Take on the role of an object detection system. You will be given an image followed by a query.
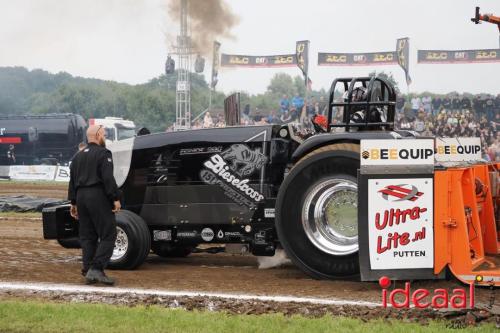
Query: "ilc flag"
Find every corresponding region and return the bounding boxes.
[296,40,310,86]
[396,38,412,85]
[307,77,312,91]
[211,41,221,89]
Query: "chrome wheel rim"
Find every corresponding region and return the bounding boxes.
[302,178,358,255]
[111,226,128,261]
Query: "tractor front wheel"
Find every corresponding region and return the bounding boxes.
[108,210,151,270]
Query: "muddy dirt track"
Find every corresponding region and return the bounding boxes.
[0,181,68,199]
[0,181,498,325]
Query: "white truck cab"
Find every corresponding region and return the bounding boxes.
[89,117,136,145]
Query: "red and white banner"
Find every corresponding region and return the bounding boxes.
[368,178,434,270]
[0,137,22,144]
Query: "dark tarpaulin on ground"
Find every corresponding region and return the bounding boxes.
[0,195,68,212]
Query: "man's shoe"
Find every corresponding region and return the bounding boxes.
[85,268,115,286]
[84,269,98,285]
[97,270,116,286]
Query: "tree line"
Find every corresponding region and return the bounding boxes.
[0,67,336,132]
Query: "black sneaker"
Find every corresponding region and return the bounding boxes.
[85,268,115,286]
[84,269,97,285]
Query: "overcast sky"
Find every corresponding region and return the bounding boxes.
[1,0,499,95]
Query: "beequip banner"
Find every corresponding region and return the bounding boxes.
[435,137,482,162]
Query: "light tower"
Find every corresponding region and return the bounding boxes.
[173,0,192,130]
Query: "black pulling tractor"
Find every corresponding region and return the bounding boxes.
[43,76,413,279]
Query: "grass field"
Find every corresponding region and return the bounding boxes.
[0,300,494,333]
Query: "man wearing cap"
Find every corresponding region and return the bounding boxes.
[68,125,120,285]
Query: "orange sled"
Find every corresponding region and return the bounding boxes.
[434,162,500,286]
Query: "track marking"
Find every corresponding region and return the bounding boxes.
[0,281,380,307]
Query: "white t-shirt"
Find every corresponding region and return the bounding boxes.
[414,120,425,132]
[422,96,432,107]
[411,97,421,110]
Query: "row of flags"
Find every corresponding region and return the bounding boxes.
[210,38,412,90]
[209,39,499,90]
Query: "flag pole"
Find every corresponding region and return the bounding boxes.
[209,87,213,112]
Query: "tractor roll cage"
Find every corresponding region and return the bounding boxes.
[326,76,396,132]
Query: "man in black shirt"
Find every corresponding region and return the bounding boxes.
[396,95,405,115]
[485,96,495,121]
[461,96,471,111]
[442,96,451,111]
[6,145,15,165]
[432,97,441,116]
[473,95,483,115]
[451,96,461,111]
[68,125,121,285]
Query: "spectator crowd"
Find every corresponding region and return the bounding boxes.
[395,94,499,161]
[179,92,499,161]
[187,94,330,129]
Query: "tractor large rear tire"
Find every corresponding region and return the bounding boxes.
[276,143,360,279]
[108,210,151,270]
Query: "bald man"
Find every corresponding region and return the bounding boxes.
[68,125,121,285]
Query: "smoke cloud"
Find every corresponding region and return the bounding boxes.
[167,0,238,55]
[257,249,291,269]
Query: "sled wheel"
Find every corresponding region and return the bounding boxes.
[276,143,360,279]
[108,210,151,270]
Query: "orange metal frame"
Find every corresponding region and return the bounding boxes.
[434,163,499,286]
[478,13,500,30]
[471,7,500,32]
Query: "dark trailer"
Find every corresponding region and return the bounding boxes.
[0,113,87,165]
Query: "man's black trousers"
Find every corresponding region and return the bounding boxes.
[76,187,117,271]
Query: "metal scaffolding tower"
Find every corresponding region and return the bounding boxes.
[173,0,192,130]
